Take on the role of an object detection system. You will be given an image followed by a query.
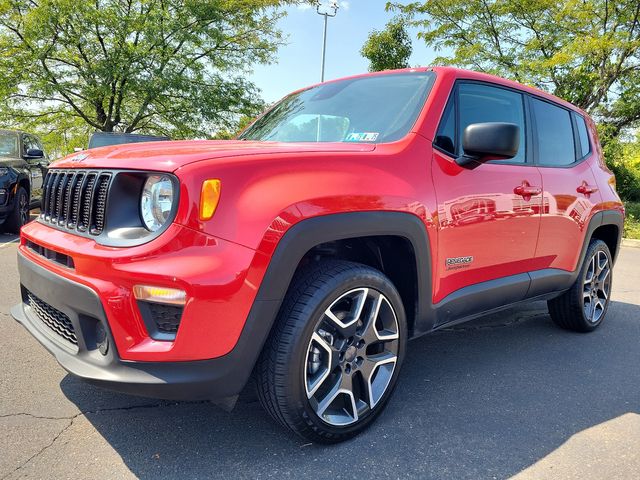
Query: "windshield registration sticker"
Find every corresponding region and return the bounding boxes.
[345,132,379,142]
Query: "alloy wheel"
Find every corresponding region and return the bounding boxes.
[304,288,399,426]
[583,250,611,323]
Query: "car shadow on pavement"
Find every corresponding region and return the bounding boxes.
[60,300,640,479]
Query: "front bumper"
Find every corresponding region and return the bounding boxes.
[11,254,251,400]
[11,252,268,401]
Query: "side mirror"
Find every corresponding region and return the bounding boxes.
[24,148,44,160]
[456,122,519,169]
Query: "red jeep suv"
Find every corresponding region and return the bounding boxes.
[12,67,624,443]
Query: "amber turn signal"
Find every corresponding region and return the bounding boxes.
[133,285,187,306]
[199,179,221,221]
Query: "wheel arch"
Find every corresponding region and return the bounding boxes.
[255,211,434,338]
[581,210,624,266]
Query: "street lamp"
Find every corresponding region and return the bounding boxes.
[316,0,339,82]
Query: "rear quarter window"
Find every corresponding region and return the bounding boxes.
[573,113,591,158]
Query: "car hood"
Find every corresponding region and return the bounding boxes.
[50,140,376,171]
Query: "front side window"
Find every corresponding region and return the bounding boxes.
[435,82,526,163]
[531,98,576,166]
[458,83,526,163]
[0,132,19,158]
[239,72,436,143]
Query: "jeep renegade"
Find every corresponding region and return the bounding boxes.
[11,67,625,443]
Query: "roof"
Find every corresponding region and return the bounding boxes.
[289,65,585,117]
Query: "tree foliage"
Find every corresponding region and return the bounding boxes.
[389,0,640,138]
[361,18,412,72]
[0,0,297,150]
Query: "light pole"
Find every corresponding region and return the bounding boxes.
[316,1,339,82]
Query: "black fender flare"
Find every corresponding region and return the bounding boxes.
[220,211,434,398]
[578,210,624,266]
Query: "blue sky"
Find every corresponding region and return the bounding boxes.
[249,1,441,103]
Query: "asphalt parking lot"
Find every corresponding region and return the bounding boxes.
[1,231,639,480]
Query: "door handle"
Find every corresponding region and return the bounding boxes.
[514,182,542,200]
[577,183,598,195]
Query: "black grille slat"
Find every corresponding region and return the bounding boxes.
[68,173,84,227]
[63,173,76,225]
[91,175,111,234]
[47,172,60,219]
[79,174,96,231]
[56,173,72,224]
[42,172,54,216]
[26,290,78,346]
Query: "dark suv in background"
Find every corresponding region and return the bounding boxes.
[0,130,49,233]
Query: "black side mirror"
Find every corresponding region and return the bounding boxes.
[24,148,44,160]
[456,122,519,169]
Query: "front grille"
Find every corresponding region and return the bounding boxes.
[41,170,112,235]
[25,290,78,346]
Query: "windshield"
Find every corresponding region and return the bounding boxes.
[239,72,436,143]
[0,132,18,157]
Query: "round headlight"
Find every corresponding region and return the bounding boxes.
[140,175,174,232]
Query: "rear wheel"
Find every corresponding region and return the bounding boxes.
[548,239,612,332]
[4,186,29,234]
[256,260,407,443]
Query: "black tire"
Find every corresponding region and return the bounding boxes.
[548,239,613,332]
[4,186,30,234]
[256,260,407,443]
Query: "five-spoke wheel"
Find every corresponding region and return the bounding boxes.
[305,288,399,426]
[257,260,406,443]
[549,239,613,332]
[582,250,611,324]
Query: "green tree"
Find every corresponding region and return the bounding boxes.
[0,0,299,150]
[389,0,640,139]
[361,18,413,72]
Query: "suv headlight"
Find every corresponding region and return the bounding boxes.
[141,174,174,231]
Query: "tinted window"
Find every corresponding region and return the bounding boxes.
[434,100,455,155]
[532,98,575,166]
[240,72,436,143]
[574,113,591,157]
[457,83,526,163]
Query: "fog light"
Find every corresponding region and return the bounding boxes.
[96,322,109,356]
[133,285,187,306]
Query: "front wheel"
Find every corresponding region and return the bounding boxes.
[548,239,613,332]
[256,260,407,443]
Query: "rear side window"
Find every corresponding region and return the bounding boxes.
[574,113,591,158]
[531,98,575,166]
[435,82,526,163]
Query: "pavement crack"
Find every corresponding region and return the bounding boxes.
[1,417,73,480]
[0,400,211,423]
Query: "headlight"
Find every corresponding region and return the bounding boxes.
[140,175,174,231]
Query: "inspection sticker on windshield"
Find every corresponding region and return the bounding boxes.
[345,132,379,142]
